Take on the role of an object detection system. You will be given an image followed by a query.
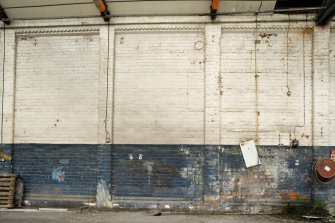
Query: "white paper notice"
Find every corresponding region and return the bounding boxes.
[240,140,261,168]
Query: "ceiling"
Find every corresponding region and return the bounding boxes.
[0,0,326,20]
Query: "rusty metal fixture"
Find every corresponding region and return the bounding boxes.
[210,0,219,20]
[93,0,110,22]
[313,158,335,184]
[292,139,299,148]
[94,0,106,13]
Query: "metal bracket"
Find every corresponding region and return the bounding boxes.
[94,0,110,22]
[316,0,335,25]
[210,0,219,20]
[0,5,10,25]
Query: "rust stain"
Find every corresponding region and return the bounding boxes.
[303,27,313,35]
[259,33,277,39]
[288,192,298,201]
[204,195,220,203]
[301,133,310,139]
[232,191,239,198]
[278,192,309,201]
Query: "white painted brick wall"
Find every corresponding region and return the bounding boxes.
[97,26,114,144]
[221,32,258,144]
[113,31,205,144]
[205,25,221,145]
[14,33,100,144]
[329,29,335,145]
[221,29,313,145]
[0,16,332,146]
[0,30,16,144]
[313,26,330,146]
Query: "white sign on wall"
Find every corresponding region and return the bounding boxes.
[240,140,261,168]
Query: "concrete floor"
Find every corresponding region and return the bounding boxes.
[0,210,313,223]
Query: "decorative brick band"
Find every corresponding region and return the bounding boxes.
[221,24,313,31]
[15,28,100,36]
[115,25,204,32]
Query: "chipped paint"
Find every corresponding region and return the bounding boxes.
[331,150,335,161]
[96,179,113,208]
[83,202,96,207]
[180,146,189,155]
[0,152,12,161]
[52,167,65,183]
[144,161,154,186]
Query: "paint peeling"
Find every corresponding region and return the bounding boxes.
[110,145,319,213]
[96,179,113,208]
[331,150,335,161]
[52,167,65,183]
[180,167,188,179]
[180,146,189,155]
[24,200,31,206]
[144,161,154,186]
[83,202,96,207]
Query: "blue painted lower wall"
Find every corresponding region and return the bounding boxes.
[313,146,335,211]
[0,144,333,213]
[112,145,203,200]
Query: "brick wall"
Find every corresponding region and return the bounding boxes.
[0,16,328,147]
[111,21,315,147]
[14,32,100,144]
[329,29,335,145]
[204,145,313,213]
[0,15,333,213]
[13,144,98,200]
[113,30,205,144]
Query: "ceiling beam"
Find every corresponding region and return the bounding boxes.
[0,5,10,25]
[316,0,335,25]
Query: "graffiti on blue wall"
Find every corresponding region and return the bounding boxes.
[52,167,65,183]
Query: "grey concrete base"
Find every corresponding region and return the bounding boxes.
[0,210,324,223]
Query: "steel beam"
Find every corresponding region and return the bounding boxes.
[317,0,335,25]
[0,5,10,25]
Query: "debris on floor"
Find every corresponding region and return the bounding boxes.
[147,209,162,216]
[38,208,68,212]
[302,215,325,220]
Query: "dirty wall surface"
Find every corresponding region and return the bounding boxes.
[0,14,334,214]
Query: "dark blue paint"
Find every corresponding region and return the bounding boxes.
[112,145,202,199]
[0,143,333,212]
[203,145,314,210]
[12,144,99,196]
[97,144,112,192]
[0,144,14,173]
